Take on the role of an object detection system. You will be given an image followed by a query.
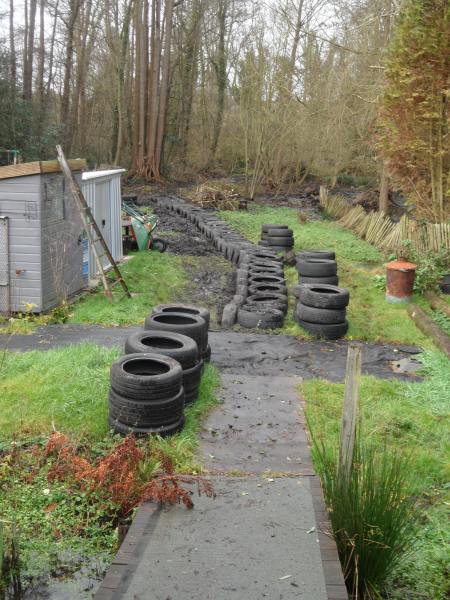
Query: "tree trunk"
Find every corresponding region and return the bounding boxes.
[177,0,202,165]
[9,0,16,90]
[379,162,389,213]
[24,0,37,100]
[288,0,304,92]
[130,0,142,173]
[113,0,133,164]
[36,0,45,108]
[9,0,16,143]
[61,0,81,150]
[46,0,59,94]
[153,0,174,178]
[145,0,161,175]
[209,0,227,163]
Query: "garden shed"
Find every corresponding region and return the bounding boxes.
[0,161,125,314]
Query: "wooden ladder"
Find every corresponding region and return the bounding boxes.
[56,145,131,301]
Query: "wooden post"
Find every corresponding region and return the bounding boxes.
[339,343,362,477]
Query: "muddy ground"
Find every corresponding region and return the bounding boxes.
[137,195,235,326]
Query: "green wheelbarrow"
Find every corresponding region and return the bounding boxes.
[122,200,168,252]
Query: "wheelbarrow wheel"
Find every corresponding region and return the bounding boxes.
[150,238,168,253]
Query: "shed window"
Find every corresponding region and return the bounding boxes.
[45,178,66,221]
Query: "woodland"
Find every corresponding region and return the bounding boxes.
[0,0,449,221]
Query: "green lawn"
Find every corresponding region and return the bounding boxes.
[302,350,450,599]
[0,344,219,456]
[219,206,431,346]
[69,251,187,326]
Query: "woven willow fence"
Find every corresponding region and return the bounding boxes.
[319,187,450,253]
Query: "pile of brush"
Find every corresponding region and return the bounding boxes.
[192,182,241,210]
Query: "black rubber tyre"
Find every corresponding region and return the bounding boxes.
[110,353,183,401]
[248,274,285,286]
[297,250,335,261]
[150,238,168,253]
[298,284,350,309]
[297,259,337,277]
[248,265,284,276]
[295,303,346,324]
[248,251,282,262]
[151,303,210,329]
[124,331,198,369]
[258,240,269,246]
[144,312,208,352]
[267,228,293,237]
[109,387,184,427]
[269,246,291,253]
[185,387,200,404]
[249,259,282,269]
[109,414,185,437]
[266,236,294,247]
[183,360,202,394]
[203,343,212,363]
[245,293,288,313]
[298,275,339,286]
[261,224,289,233]
[292,284,303,298]
[237,307,284,329]
[296,319,348,340]
[248,283,288,295]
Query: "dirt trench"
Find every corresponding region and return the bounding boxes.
[134,195,235,327]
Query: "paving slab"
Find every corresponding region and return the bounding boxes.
[116,477,328,600]
[199,374,314,474]
[2,325,422,381]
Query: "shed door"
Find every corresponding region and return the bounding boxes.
[0,217,10,314]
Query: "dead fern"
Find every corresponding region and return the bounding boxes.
[45,432,214,516]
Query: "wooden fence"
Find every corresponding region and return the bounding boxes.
[319,187,450,253]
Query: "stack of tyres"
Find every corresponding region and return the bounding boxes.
[124,331,201,405]
[260,224,294,253]
[296,250,338,286]
[294,284,350,340]
[236,249,287,329]
[150,303,211,362]
[108,353,185,436]
[144,306,209,403]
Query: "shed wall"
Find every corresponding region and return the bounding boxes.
[0,175,42,311]
[40,172,84,311]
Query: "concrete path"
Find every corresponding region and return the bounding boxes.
[94,368,347,600]
[2,325,422,382]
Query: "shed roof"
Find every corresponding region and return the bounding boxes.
[82,169,125,181]
[0,159,86,180]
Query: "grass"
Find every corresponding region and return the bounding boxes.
[0,343,220,592]
[219,206,431,346]
[68,251,187,326]
[302,350,450,599]
[0,344,220,459]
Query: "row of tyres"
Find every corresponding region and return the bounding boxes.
[156,197,291,329]
[108,303,210,437]
[293,250,350,340]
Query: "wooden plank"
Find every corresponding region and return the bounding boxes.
[339,344,362,478]
[0,158,86,180]
[40,158,86,173]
